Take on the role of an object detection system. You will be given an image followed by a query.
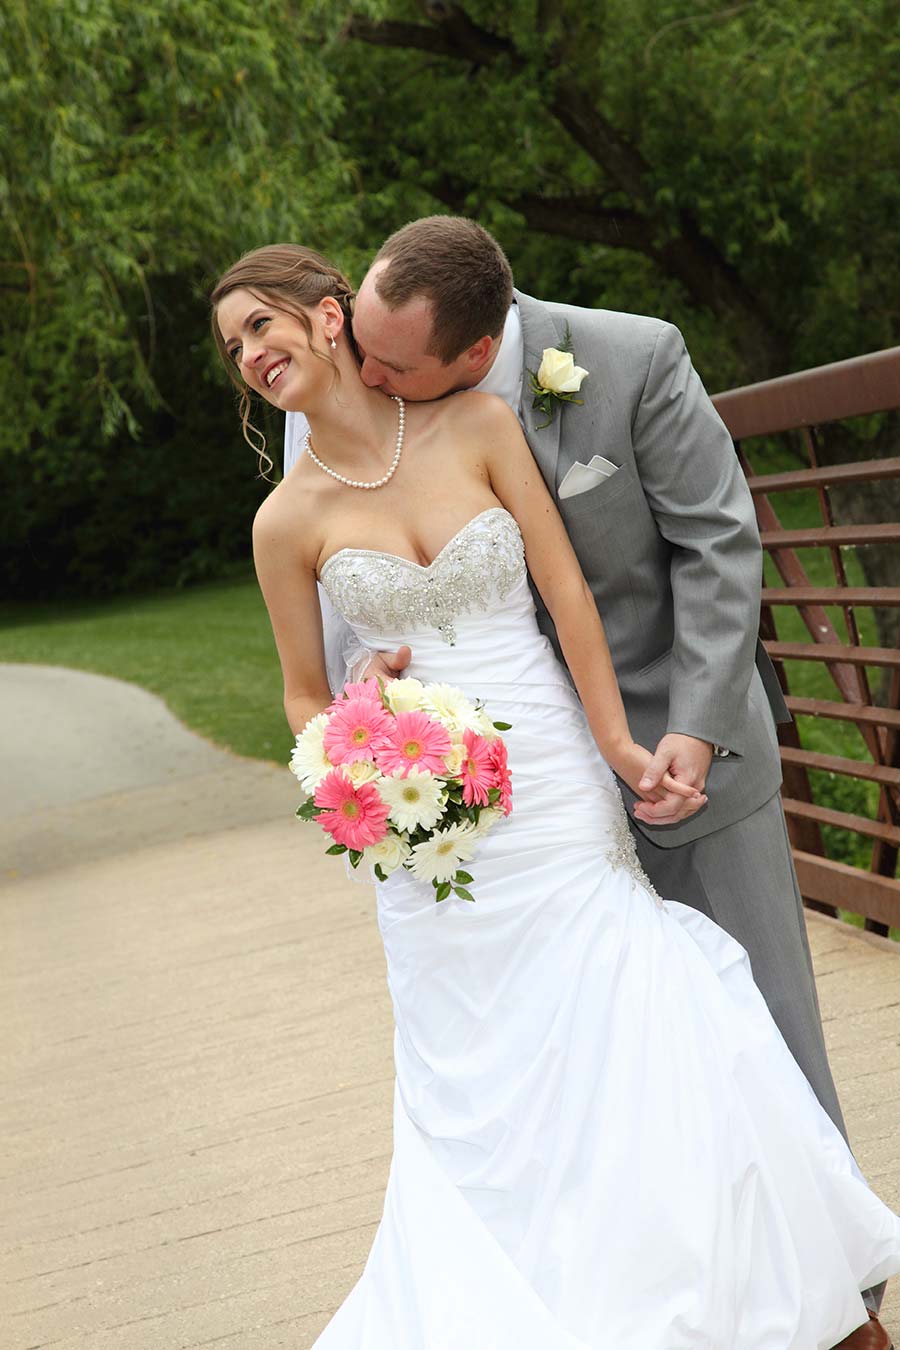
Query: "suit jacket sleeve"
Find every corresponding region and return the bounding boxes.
[630,324,762,756]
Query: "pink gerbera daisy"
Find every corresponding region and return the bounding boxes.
[323,697,394,766]
[341,678,384,703]
[459,728,497,808]
[488,737,513,816]
[325,678,384,716]
[313,769,390,850]
[376,710,452,777]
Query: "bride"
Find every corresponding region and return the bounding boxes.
[211,245,900,1349]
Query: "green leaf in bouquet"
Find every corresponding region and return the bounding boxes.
[488,787,501,804]
[493,721,512,731]
[374,863,387,882]
[453,870,473,885]
[296,799,319,821]
[453,886,475,903]
[348,849,363,868]
[326,842,348,855]
[435,882,452,902]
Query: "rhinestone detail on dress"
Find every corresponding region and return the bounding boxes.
[319,508,524,646]
[604,808,665,909]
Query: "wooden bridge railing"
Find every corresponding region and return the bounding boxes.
[711,347,900,936]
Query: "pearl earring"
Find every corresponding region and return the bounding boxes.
[330,336,337,351]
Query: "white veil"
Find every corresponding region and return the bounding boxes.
[283,411,357,694]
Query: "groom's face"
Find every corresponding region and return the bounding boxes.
[353,264,481,401]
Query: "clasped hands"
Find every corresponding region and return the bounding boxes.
[357,649,710,827]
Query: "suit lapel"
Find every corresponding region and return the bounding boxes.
[515,290,563,493]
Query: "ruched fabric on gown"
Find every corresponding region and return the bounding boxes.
[312,508,900,1349]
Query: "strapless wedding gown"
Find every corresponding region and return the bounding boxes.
[312,507,900,1349]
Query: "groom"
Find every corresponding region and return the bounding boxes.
[284,216,887,1342]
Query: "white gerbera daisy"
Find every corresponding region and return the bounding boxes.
[363,832,411,877]
[384,677,427,714]
[289,712,332,792]
[379,767,446,832]
[421,682,481,735]
[409,821,478,884]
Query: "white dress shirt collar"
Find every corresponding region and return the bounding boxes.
[473,302,524,420]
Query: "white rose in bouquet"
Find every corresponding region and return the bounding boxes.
[384,677,427,714]
[363,832,412,877]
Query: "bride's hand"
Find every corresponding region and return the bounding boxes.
[613,742,707,822]
[354,645,412,685]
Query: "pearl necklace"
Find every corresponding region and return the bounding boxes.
[303,396,405,490]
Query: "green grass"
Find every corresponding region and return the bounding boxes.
[0,570,290,764]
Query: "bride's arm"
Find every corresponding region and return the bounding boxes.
[471,395,704,806]
[252,489,333,737]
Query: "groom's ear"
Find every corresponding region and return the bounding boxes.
[463,335,495,374]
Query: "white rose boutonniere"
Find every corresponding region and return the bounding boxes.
[528,324,589,429]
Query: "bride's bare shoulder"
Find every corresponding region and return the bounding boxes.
[436,389,521,437]
[252,472,322,570]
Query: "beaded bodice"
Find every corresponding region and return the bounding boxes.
[319,507,525,646]
[319,504,663,909]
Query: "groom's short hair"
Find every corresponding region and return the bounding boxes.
[370,216,513,364]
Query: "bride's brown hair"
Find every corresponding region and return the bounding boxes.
[210,244,356,478]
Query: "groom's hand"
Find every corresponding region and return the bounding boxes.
[633,734,714,826]
[359,645,412,684]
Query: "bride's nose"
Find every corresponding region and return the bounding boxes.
[241,342,267,377]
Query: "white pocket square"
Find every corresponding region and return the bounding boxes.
[558,455,620,500]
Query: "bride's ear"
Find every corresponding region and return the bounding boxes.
[319,296,346,349]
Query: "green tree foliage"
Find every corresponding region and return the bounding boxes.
[0,0,351,595]
[1,0,898,598]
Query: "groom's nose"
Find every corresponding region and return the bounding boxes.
[359,356,387,389]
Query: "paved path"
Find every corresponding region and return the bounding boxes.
[0,666,296,881]
[1,664,898,1347]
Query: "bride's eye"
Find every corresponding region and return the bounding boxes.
[227,344,242,363]
[252,316,271,332]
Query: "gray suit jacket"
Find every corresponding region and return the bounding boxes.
[514,289,789,847]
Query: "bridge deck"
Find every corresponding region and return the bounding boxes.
[1,667,897,1347]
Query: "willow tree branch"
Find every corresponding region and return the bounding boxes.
[345,8,654,204]
[428,176,654,248]
[343,11,505,62]
[345,5,786,371]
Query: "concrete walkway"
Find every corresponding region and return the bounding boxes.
[1,664,898,1347]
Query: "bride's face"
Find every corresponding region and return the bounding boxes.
[216,287,339,412]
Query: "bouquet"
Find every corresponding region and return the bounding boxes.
[290,678,512,903]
